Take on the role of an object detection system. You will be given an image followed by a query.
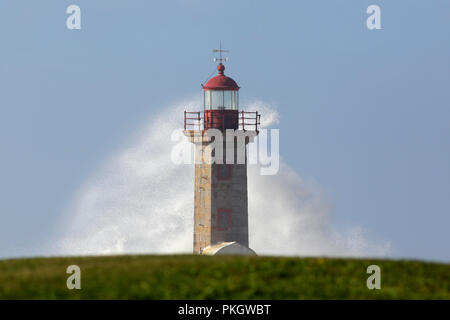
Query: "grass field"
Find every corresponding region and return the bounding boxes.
[0,255,448,299]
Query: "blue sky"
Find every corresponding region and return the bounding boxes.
[0,0,449,261]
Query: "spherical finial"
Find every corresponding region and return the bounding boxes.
[217,63,225,74]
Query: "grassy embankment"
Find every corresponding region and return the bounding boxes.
[0,255,448,299]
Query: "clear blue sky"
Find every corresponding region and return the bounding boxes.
[0,0,449,261]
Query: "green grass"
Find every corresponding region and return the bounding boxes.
[0,255,448,299]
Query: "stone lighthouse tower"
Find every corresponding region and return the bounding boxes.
[184,50,260,255]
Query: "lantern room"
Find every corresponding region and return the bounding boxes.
[203,63,239,110]
[202,63,240,130]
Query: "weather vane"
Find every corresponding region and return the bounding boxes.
[212,41,229,63]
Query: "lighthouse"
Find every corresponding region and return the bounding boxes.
[184,48,260,255]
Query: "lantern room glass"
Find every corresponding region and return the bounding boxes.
[204,90,238,110]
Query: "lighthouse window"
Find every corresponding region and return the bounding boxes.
[211,90,224,109]
[205,90,239,110]
[227,91,238,110]
[231,91,236,109]
[224,91,232,109]
[204,90,211,109]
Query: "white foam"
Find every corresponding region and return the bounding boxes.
[51,97,391,257]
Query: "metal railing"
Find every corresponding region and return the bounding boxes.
[184,111,204,131]
[184,110,260,132]
[239,111,260,132]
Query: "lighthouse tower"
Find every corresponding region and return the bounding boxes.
[184,50,260,255]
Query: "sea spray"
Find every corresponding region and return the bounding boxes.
[51,98,391,257]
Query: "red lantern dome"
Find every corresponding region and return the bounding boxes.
[203,63,240,91]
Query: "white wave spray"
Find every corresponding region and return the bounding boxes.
[51,98,391,257]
